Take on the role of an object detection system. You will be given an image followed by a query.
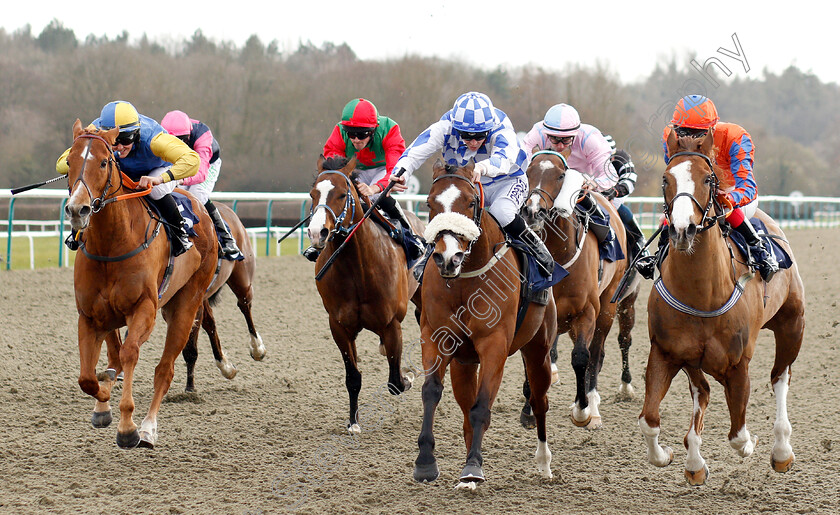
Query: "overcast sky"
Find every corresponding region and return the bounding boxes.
[3,1,833,85]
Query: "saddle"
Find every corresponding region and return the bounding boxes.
[506,239,568,334]
[727,218,793,270]
[573,205,625,262]
[360,200,425,267]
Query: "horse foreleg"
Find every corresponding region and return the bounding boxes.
[458,340,507,487]
[91,330,123,428]
[118,302,157,449]
[329,317,362,433]
[569,308,596,427]
[521,337,554,480]
[380,320,410,394]
[450,360,479,450]
[767,303,803,473]
[616,291,639,399]
[414,349,449,483]
[230,271,265,361]
[639,342,680,468]
[723,359,757,459]
[201,301,237,380]
[182,308,202,392]
[683,367,711,486]
[139,296,202,448]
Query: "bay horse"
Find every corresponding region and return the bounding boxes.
[307,156,424,433]
[182,202,266,391]
[413,162,557,487]
[64,120,218,449]
[640,131,804,485]
[521,151,639,430]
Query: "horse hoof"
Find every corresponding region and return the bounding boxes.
[347,423,361,434]
[116,430,140,449]
[138,430,156,449]
[216,360,238,380]
[455,481,478,491]
[550,363,560,385]
[520,410,537,430]
[413,461,440,483]
[570,412,591,428]
[772,452,795,473]
[617,382,635,400]
[249,335,266,361]
[91,411,112,428]
[586,416,603,430]
[184,384,195,393]
[684,464,709,486]
[459,464,485,484]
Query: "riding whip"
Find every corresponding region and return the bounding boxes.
[11,175,67,195]
[315,168,407,281]
[277,214,312,244]
[609,224,664,304]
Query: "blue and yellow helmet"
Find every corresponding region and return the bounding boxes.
[99,101,140,133]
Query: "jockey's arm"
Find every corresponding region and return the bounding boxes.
[584,132,618,192]
[391,120,448,189]
[377,123,407,192]
[724,134,757,208]
[149,133,200,184]
[56,147,71,175]
[322,125,347,160]
[179,131,214,187]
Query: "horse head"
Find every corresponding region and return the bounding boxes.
[523,151,586,230]
[424,160,482,278]
[64,119,120,233]
[306,155,359,250]
[663,129,719,251]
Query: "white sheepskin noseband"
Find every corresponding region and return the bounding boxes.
[424,212,481,242]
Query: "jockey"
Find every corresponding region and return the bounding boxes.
[160,109,242,260]
[56,100,198,256]
[521,103,648,261]
[636,94,779,282]
[303,98,425,262]
[390,91,555,277]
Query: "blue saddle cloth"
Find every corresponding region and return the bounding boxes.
[583,209,625,262]
[396,224,423,269]
[729,218,793,270]
[509,238,569,292]
[146,192,199,237]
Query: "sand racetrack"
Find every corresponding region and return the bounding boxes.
[1,228,838,514]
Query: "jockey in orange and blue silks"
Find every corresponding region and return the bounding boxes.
[161,110,241,259]
[521,103,647,260]
[56,101,199,256]
[390,91,556,276]
[635,94,778,282]
[303,98,424,263]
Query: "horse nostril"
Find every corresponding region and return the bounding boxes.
[432,253,444,267]
[452,252,464,267]
[319,228,329,240]
[668,224,678,240]
[686,224,697,238]
[80,205,91,218]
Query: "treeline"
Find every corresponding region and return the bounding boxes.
[2,20,838,197]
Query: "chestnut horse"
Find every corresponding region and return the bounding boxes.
[64,120,218,448]
[307,156,424,433]
[640,132,804,485]
[413,162,557,487]
[521,151,639,430]
[182,202,266,391]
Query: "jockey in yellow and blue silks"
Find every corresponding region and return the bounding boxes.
[57,101,199,256]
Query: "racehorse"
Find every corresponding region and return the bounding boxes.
[521,151,639,430]
[307,156,424,432]
[64,120,218,449]
[639,131,805,485]
[413,162,557,487]
[181,202,266,391]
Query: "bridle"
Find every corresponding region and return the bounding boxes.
[310,170,358,241]
[526,150,569,215]
[663,151,726,233]
[71,133,120,213]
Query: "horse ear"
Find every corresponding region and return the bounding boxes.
[432,159,446,178]
[699,130,714,156]
[72,119,84,138]
[464,160,475,178]
[343,157,357,173]
[666,127,679,159]
[531,145,540,155]
[102,127,119,145]
[317,154,326,171]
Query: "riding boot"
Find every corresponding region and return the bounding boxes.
[378,194,426,261]
[734,219,779,282]
[623,213,649,261]
[205,201,242,259]
[635,227,669,280]
[576,192,614,243]
[302,246,321,262]
[150,194,193,257]
[504,214,555,275]
[412,243,435,282]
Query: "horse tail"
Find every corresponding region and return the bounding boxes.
[208,287,225,307]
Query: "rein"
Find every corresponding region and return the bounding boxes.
[310,170,358,242]
[663,151,726,233]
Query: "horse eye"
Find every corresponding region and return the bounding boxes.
[338,193,346,200]
[704,175,712,184]
[558,173,565,181]
[100,159,108,168]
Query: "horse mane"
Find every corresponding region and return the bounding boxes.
[323,156,349,171]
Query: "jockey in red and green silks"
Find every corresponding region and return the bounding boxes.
[303,98,424,263]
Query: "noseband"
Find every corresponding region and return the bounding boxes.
[527,151,570,214]
[663,151,725,233]
[430,172,484,235]
[311,170,357,240]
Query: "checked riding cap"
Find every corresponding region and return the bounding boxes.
[671,95,719,129]
[160,110,193,136]
[542,103,580,137]
[451,92,497,133]
[99,100,140,133]
[340,98,379,128]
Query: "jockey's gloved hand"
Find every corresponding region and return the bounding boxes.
[614,183,629,198]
